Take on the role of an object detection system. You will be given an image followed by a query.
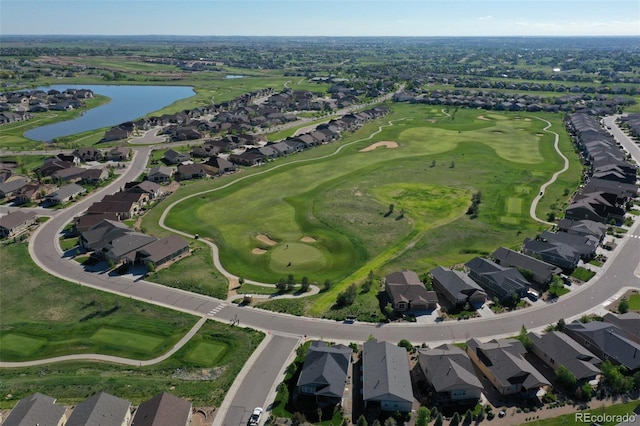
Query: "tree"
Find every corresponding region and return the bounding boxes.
[372,421,381,426]
[336,284,357,307]
[238,276,245,286]
[556,318,566,332]
[384,302,394,317]
[618,297,629,314]
[450,160,455,168]
[450,412,460,426]
[300,276,310,293]
[555,365,577,390]
[434,413,443,426]
[383,417,397,426]
[276,278,287,293]
[357,415,368,426]
[463,409,473,425]
[415,407,431,426]
[517,324,532,349]
[398,339,413,352]
[577,382,593,401]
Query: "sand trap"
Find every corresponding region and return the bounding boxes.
[301,236,316,243]
[359,141,398,152]
[536,133,545,137]
[252,248,267,255]
[477,115,491,121]
[256,234,277,246]
[524,118,531,122]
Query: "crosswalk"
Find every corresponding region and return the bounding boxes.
[628,234,640,239]
[207,303,227,317]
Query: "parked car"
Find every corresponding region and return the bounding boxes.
[249,407,263,426]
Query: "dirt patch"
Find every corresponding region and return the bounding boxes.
[300,236,316,243]
[252,248,267,255]
[477,115,491,121]
[536,133,545,136]
[256,234,277,246]
[524,118,531,121]
[359,141,399,152]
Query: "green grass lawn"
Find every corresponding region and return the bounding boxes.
[628,293,640,310]
[0,242,198,361]
[0,321,264,408]
[571,267,596,282]
[144,105,579,317]
[528,401,640,426]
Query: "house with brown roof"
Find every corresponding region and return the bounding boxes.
[131,392,192,426]
[177,163,212,180]
[385,270,438,311]
[137,235,190,270]
[73,147,103,162]
[0,210,38,238]
[13,182,54,205]
[148,166,173,183]
[107,146,131,161]
[80,168,109,184]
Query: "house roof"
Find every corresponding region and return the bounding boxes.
[386,271,434,306]
[418,344,482,393]
[540,231,598,256]
[126,180,162,194]
[557,219,607,238]
[466,338,549,390]
[296,341,352,398]
[131,392,192,426]
[491,247,561,279]
[138,235,189,264]
[527,331,601,380]
[0,176,28,195]
[66,391,131,426]
[47,183,85,200]
[565,321,640,370]
[0,210,37,230]
[465,257,530,294]
[603,312,640,343]
[74,213,120,234]
[105,232,157,261]
[148,166,173,177]
[2,392,66,426]
[430,266,485,301]
[81,219,132,251]
[362,339,413,404]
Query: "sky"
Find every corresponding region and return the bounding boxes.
[1,0,639,37]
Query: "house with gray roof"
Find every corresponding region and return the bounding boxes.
[163,149,190,165]
[603,312,640,344]
[418,343,482,405]
[137,234,190,270]
[557,219,607,241]
[80,219,131,252]
[466,338,549,398]
[430,266,486,308]
[464,257,529,302]
[491,247,561,287]
[44,183,85,204]
[66,391,131,426]
[103,232,157,265]
[362,339,414,412]
[564,321,640,371]
[205,156,237,174]
[131,392,192,426]
[296,341,352,408]
[385,270,438,311]
[3,392,67,426]
[0,176,28,198]
[147,166,173,183]
[527,331,601,384]
[0,210,37,238]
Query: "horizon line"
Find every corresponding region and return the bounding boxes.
[2,34,639,38]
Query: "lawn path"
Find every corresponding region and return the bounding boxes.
[0,317,207,367]
[158,118,410,292]
[529,116,569,225]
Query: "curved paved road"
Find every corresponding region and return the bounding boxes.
[24,115,640,346]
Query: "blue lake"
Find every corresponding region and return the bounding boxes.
[24,84,195,142]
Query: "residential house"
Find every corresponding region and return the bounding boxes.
[205,156,237,174]
[73,212,120,235]
[603,312,640,344]
[228,149,265,167]
[466,338,550,398]
[125,180,164,199]
[539,231,598,260]
[528,331,601,384]
[137,235,190,270]
[565,192,626,225]
[464,257,529,302]
[131,392,192,426]
[80,220,131,252]
[87,200,140,220]
[0,176,28,199]
[177,163,211,180]
[147,166,173,183]
[2,392,67,426]
[522,238,581,271]
[491,247,562,287]
[73,147,103,162]
[80,167,109,184]
[0,210,37,238]
[418,344,483,405]
[66,391,132,426]
[564,321,640,371]
[51,166,87,183]
[107,146,131,161]
[14,182,53,205]
[430,266,487,308]
[385,270,438,311]
[102,126,132,142]
[44,183,85,204]
[163,149,191,165]
[557,219,607,241]
[103,232,158,265]
[296,341,352,408]
[362,339,414,412]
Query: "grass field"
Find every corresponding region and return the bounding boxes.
[146,105,580,316]
[628,293,640,310]
[528,401,640,426]
[0,242,198,361]
[0,321,264,408]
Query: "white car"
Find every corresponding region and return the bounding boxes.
[249,407,263,426]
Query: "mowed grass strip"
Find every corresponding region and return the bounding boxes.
[0,242,197,362]
[185,341,228,364]
[90,328,164,353]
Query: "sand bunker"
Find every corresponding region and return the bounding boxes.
[359,141,399,152]
[477,115,491,121]
[252,248,267,255]
[256,234,277,246]
[301,236,317,243]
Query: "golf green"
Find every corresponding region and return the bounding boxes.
[0,333,46,356]
[269,242,327,272]
[90,328,164,353]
